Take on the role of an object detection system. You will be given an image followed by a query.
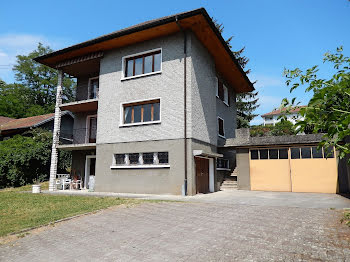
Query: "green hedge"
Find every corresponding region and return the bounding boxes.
[0,129,71,188]
[250,120,297,137]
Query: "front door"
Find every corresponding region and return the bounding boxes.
[84,156,96,189]
[195,157,209,194]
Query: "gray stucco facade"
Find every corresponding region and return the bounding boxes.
[66,31,238,195]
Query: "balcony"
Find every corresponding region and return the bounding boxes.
[58,127,97,150]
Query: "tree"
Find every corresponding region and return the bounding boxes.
[213,18,259,128]
[0,129,71,188]
[11,43,76,116]
[282,47,350,161]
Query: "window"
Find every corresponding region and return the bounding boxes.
[129,153,139,165]
[124,49,161,78]
[279,149,288,159]
[158,152,169,164]
[112,152,169,168]
[123,99,160,125]
[312,147,323,159]
[251,150,259,160]
[217,158,229,170]
[301,147,311,159]
[216,78,229,105]
[291,148,300,159]
[218,117,225,137]
[323,146,334,158]
[115,154,126,165]
[88,77,99,99]
[259,149,268,159]
[269,149,278,159]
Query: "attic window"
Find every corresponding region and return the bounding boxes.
[123,49,162,79]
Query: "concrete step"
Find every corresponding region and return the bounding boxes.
[222,181,237,185]
[220,185,238,190]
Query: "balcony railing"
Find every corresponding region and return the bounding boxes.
[60,128,97,145]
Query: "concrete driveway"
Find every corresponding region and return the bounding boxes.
[1,192,350,261]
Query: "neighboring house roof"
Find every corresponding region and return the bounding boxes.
[0,111,73,133]
[261,106,307,117]
[0,116,14,125]
[34,8,254,93]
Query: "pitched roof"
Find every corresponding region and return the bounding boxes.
[34,8,254,93]
[0,111,73,133]
[261,106,307,117]
[0,116,14,125]
[0,113,55,132]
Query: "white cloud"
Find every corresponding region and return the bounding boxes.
[0,34,70,83]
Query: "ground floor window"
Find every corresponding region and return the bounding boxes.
[112,152,169,168]
[217,158,229,170]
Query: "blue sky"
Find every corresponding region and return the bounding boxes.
[1,0,349,124]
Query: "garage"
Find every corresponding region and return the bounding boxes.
[250,146,338,193]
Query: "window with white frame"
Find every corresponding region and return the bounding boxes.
[88,77,99,99]
[122,99,160,125]
[217,158,229,170]
[218,117,225,138]
[112,152,169,168]
[216,78,229,106]
[123,49,161,79]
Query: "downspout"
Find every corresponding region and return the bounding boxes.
[176,17,188,196]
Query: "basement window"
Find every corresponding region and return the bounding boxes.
[111,152,169,169]
[122,49,162,79]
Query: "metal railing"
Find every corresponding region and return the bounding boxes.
[60,128,97,145]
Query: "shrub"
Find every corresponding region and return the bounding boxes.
[0,129,71,188]
[250,120,296,137]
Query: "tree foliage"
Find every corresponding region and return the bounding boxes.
[213,18,259,128]
[282,47,350,161]
[250,120,297,137]
[0,129,71,188]
[0,43,76,118]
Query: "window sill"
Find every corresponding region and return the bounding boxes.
[216,168,231,171]
[121,71,162,81]
[110,164,170,169]
[218,134,226,139]
[119,120,161,128]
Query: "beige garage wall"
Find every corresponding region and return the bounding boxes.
[290,158,338,193]
[250,159,291,192]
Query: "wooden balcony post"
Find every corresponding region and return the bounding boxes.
[49,70,63,191]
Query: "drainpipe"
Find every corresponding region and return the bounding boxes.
[176,17,188,196]
[49,70,63,191]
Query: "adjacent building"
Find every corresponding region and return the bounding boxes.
[34,8,254,195]
[261,106,306,126]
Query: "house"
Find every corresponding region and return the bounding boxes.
[261,106,306,126]
[0,112,74,140]
[223,129,350,194]
[34,8,254,195]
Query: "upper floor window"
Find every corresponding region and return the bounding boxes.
[122,99,160,125]
[218,117,225,138]
[88,77,99,99]
[216,78,229,106]
[123,49,162,79]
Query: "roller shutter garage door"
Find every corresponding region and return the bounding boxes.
[249,146,338,193]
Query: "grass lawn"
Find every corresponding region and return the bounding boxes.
[0,183,143,237]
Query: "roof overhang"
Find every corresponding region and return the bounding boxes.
[34,8,254,93]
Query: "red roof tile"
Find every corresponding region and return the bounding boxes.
[0,113,55,132]
[0,116,14,126]
[261,106,307,117]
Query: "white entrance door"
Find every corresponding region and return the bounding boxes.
[85,155,96,189]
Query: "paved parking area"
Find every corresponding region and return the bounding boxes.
[1,198,350,261]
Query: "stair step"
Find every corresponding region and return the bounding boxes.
[222,181,237,185]
[220,186,238,190]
